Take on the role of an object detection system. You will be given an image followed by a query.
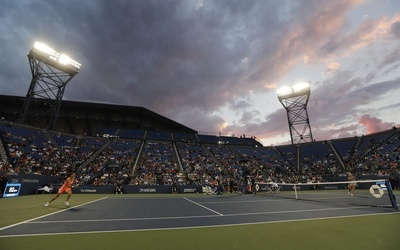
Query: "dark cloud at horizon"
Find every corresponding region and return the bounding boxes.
[0,0,399,145]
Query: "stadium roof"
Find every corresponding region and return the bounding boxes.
[0,95,197,136]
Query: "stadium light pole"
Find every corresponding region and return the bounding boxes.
[19,42,81,130]
[277,82,314,144]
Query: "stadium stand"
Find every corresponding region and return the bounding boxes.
[0,95,399,192]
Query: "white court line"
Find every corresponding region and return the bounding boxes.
[0,196,108,232]
[184,197,223,216]
[27,214,222,224]
[24,205,383,224]
[1,211,398,238]
[200,199,290,204]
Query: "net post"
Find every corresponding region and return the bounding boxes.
[385,179,398,210]
[294,184,298,200]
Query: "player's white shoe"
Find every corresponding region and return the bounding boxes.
[64,201,70,206]
[44,203,49,207]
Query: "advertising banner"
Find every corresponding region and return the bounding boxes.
[3,183,22,197]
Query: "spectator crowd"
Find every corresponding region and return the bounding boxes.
[0,122,399,191]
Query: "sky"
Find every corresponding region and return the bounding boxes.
[0,0,400,146]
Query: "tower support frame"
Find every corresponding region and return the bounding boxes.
[278,84,313,144]
[19,43,80,130]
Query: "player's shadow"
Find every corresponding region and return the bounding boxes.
[47,206,84,211]
[67,207,83,212]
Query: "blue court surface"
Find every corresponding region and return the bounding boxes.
[0,194,397,237]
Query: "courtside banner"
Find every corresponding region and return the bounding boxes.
[70,185,204,194]
[126,185,202,193]
[3,183,21,197]
[71,186,115,193]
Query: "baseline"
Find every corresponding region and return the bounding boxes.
[0,197,108,232]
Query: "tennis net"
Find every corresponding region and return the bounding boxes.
[255,179,398,210]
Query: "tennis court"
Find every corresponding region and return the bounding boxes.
[1,193,397,237]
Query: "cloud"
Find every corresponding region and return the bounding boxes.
[0,1,362,112]
[314,123,360,141]
[1,0,400,146]
[324,62,341,76]
[275,0,362,65]
[391,21,400,37]
[358,114,395,134]
[338,14,400,57]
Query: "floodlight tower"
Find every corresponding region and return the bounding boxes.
[19,42,81,130]
[277,82,314,144]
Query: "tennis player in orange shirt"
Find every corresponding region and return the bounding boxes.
[45,172,75,207]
